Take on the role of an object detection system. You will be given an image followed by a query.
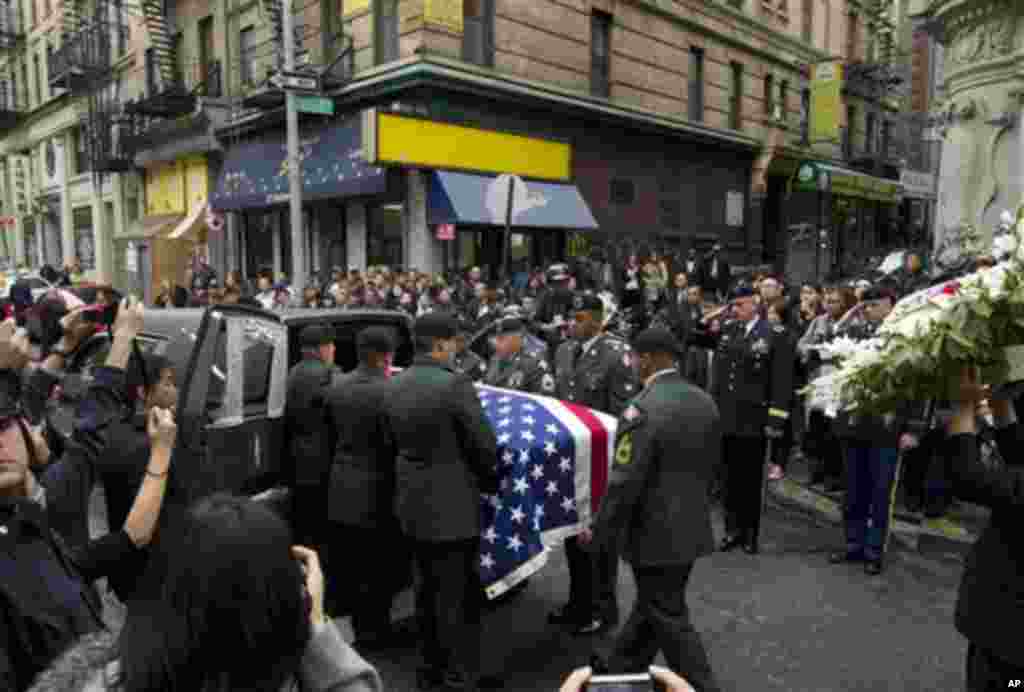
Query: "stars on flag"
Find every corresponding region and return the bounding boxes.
[521,430,536,443]
[510,506,525,524]
[544,441,557,456]
[498,432,511,445]
[499,406,512,416]
[481,553,495,570]
[513,477,529,495]
[483,525,498,544]
[560,496,575,513]
[521,403,535,411]
[531,464,544,481]
[545,423,559,435]
[522,415,536,426]
[502,450,515,465]
[559,457,572,473]
[545,480,559,496]
[507,534,523,552]
[498,418,512,428]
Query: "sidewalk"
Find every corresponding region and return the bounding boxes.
[766,453,989,559]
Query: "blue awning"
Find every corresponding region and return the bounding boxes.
[428,171,598,230]
[210,116,387,211]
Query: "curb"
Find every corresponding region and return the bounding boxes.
[767,477,980,558]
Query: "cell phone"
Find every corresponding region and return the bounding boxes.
[584,673,659,691]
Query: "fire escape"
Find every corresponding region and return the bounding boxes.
[0,0,24,131]
[121,0,222,153]
[49,0,135,178]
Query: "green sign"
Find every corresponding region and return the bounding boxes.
[296,95,335,116]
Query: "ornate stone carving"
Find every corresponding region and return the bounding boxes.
[931,98,979,139]
[949,10,1017,66]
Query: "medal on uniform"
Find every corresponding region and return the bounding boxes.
[623,404,640,421]
[615,433,633,466]
[509,373,523,388]
[752,338,769,355]
[541,374,555,392]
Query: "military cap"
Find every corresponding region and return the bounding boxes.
[357,326,396,354]
[494,318,524,335]
[548,263,570,281]
[418,312,458,339]
[572,292,604,313]
[631,327,678,356]
[299,325,333,348]
[862,284,898,303]
[729,284,756,300]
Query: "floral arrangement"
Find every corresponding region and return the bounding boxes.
[806,206,1024,415]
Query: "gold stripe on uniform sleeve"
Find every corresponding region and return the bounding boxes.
[768,408,790,420]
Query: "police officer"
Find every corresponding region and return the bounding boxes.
[387,312,501,691]
[689,284,794,554]
[483,317,556,395]
[325,326,408,647]
[550,292,640,634]
[587,328,721,692]
[452,322,489,382]
[285,324,339,551]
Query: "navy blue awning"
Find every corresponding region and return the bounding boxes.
[428,171,598,230]
[211,116,387,211]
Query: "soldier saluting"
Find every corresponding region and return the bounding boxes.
[483,317,556,396]
[550,293,640,635]
[689,284,795,555]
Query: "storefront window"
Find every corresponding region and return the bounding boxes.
[457,230,478,270]
[369,206,402,268]
[22,218,37,267]
[243,211,274,279]
[73,207,95,271]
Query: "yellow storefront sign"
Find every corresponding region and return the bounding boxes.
[145,156,209,215]
[367,111,571,182]
[342,0,370,17]
[810,61,843,143]
[424,0,463,33]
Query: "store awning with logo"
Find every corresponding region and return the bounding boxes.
[427,171,599,230]
[210,116,388,211]
[787,160,901,203]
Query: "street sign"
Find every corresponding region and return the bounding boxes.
[269,70,321,92]
[296,95,334,115]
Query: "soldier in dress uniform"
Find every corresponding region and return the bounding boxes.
[689,284,795,554]
[324,326,409,648]
[587,327,721,692]
[388,313,502,692]
[550,293,640,635]
[452,322,489,382]
[482,317,557,395]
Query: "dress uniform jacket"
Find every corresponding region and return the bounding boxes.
[555,334,640,416]
[453,349,489,382]
[482,347,556,395]
[690,318,795,437]
[592,371,719,565]
[326,366,397,528]
[285,356,339,487]
[388,356,499,542]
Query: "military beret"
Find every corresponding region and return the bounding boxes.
[494,318,524,335]
[299,325,333,348]
[418,312,458,339]
[862,284,898,303]
[572,293,604,312]
[729,284,756,300]
[357,326,396,353]
[631,328,678,356]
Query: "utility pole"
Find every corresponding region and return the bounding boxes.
[282,0,306,292]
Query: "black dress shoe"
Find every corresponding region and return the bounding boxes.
[864,560,884,576]
[719,535,744,552]
[829,550,864,564]
[743,541,759,555]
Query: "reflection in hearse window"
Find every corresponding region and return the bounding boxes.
[187,323,275,420]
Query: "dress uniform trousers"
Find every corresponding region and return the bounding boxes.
[966,643,1024,692]
[844,443,901,561]
[412,538,483,682]
[564,536,619,622]
[609,563,719,692]
[722,435,767,545]
[328,522,411,635]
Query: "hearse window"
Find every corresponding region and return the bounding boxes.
[288,320,414,373]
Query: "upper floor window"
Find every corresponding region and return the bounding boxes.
[687,47,704,122]
[846,13,859,61]
[764,73,774,116]
[33,53,41,105]
[462,0,494,68]
[802,0,813,43]
[730,61,743,130]
[375,0,399,65]
[779,80,789,120]
[239,26,256,86]
[844,104,856,159]
[865,112,876,153]
[591,11,611,98]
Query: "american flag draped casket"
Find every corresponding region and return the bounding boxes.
[473,384,618,599]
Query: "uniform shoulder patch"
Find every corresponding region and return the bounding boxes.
[541,373,556,393]
[614,432,633,467]
[623,404,642,422]
[773,325,786,333]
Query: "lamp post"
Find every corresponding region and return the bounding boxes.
[816,169,829,283]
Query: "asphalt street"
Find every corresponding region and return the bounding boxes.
[90,490,970,691]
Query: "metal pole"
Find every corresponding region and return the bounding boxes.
[816,189,823,284]
[283,1,306,292]
[502,176,515,281]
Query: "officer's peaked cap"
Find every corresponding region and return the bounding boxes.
[357,326,396,354]
[572,293,604,312]
[299,325,334,348]
[631,328,678,356]
[417,313,458,339]
[495,318,524,335]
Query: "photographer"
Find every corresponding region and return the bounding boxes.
[944,367,1024,689]
[559,665,694,692]
[0,298,178,691]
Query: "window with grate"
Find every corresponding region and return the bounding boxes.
[802,0,812,43]
[33,53,40,106]
[591,11,611,98]
[688,47,704,122]
[610,178,635,205]
[462,0,494,67]
[764,74,774,116]
[882,120,892,159]
[375,0,399,65]
[780,80,789,121]
[239,26,256,86]
[865,112,876,153]
[844,104,856,159]
[846,13,858,61]
[730,61,743,130]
